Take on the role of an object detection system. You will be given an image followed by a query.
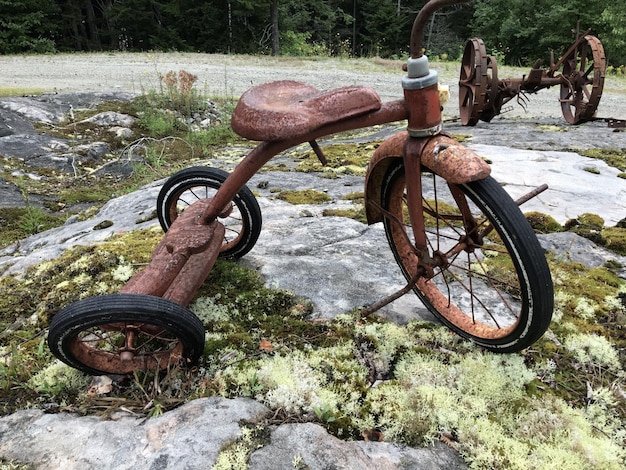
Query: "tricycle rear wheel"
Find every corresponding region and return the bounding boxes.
[48,294,205,375]
[157,166,262,259]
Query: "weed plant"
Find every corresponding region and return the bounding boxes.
[0,71,242,250]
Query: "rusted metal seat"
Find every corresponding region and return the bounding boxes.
[231,80,382,141]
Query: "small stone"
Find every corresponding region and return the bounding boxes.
[93,220,114,230]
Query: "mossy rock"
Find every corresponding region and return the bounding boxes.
[580,147,626,172]
[577,213,605,229]
[322,207,367,223]
[562,213,615,247]
[564,213,605,231]
[524,211,563,233]
[602,226,626,255]
[276,189,331,205]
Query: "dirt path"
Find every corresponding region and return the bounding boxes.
[1,52,625,121]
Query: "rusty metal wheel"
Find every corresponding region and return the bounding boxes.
[381,161,553,352]
[459,38,489,126]
[48,294,205,375]
[157,166,262,259]
[560,35,606,124]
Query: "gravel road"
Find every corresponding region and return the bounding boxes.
[1,52,625,121]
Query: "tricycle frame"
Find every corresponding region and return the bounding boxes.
[48,0,554,376]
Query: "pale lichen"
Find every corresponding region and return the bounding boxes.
[29,360,90,395]
[563,333,621,371]
[212,423,270,470]
[0,210,625,468]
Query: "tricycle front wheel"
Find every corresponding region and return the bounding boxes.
[381,161,553,352]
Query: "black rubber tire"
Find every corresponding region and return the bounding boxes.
[157,166,262,259]
[48,294,205,375]
[381,161,553,352]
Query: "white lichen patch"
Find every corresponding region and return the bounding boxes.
[191,295,234,324]
[563,333,621,371]
[29,360,90,395]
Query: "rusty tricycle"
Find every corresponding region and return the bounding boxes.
[48,0,554,375]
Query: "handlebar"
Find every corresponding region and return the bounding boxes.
[410,0,473,58]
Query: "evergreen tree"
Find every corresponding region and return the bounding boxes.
[0,0,58,53]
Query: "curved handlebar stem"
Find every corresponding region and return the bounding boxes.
[404,0,473,137]
[410,0,473,59]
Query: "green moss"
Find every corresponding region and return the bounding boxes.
[0,227,161,328]
[422,198,461,227]
[341,191,364,201]
[603,227,626,255]
[449,134,472,143]
[580,148,626,172]
[563,213,626,255]
[0,88,47,97]
[0,207,66,250]
[524,211,563,233]
[0,229,624,467]
[291,142,378,176]
[577,213,605,229]
[1,83,626,465]
[538,124,568,132]
[275,189,331,204]
[322,207,366,223]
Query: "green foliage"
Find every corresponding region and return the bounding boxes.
[186,125,239,153]
[276,189,331,204]
[136,109,182,138]
[313,402,337,423]
[3,0,623,65]
[279,31,330,57]
[524,211,563,234]
[0,0,58,54]
[470,0,625,67]
[601,5,626,65]
[0,207,65,249]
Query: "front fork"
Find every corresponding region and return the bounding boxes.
[402,51,490,278]
[402,138,434,276]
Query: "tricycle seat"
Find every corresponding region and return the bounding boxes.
[231,80,381,141]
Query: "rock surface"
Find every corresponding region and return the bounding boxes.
[0,398,467,469]
[0,70,625,468]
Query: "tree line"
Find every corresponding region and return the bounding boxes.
[1,0,625,66]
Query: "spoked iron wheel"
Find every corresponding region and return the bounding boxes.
[48,294,205,375]
[381,161,553,352]
[560,35,605,124]
[157,166,262,259]
[459,38,488,126]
